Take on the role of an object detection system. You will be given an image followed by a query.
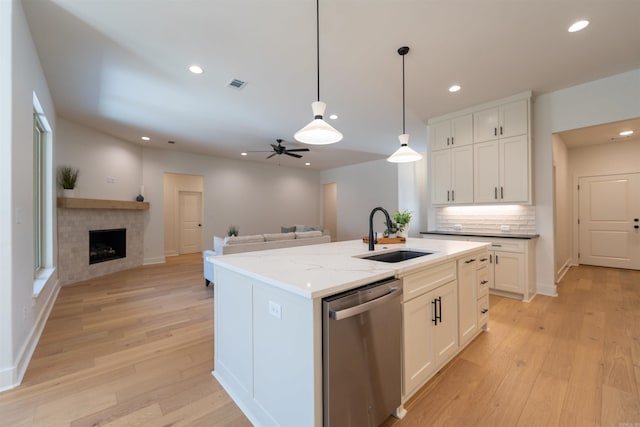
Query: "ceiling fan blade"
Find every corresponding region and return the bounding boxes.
[271,144,280,150]
[266,153,277,159]
[284,148,310,152]
[285,152,303,159]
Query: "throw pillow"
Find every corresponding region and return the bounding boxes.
[281,225,296,233]
[303,224,322,232]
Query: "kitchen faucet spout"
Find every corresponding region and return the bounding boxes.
[368,207,394,251]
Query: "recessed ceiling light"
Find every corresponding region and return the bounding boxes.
[329,114,338,120]
[448,85,461,93]
[619,130,634,136]
[241,152,247,156]
[568,20,589,32]
[189,65,204,74]
[305,162,311,166]
[141,136,150,141]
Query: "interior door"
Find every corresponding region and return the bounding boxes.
[179,191,202,254]
[578,173,640,269]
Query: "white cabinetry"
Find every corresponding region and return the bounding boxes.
[422,234,537,301]
[474,135,529,203]
[402,248,487,400]
[431,145,474,205]
[473,99,528,143]
[457,256,478,346]
[428,92,532,205]
[429,114,473,151]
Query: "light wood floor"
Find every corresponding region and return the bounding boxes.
[1,257,639,426]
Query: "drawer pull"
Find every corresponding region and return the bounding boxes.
[480,257,488,262]
[481,308,489,314]
[465,258,476,264]
[480,280,488,285]
[491,244,502,247]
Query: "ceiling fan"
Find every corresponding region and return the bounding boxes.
[249,139,310,159]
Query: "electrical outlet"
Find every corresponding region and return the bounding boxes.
[268,301,282,320]
[453,224,463,230]
[500,225,511,231]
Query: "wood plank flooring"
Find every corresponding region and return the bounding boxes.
[0,257,638,426]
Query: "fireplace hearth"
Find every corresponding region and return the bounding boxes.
[90,228,126,264]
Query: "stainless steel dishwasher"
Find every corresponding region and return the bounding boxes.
[323,277,402,427]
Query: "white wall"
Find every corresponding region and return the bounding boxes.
[143,148,321,264]
[534,68,640,296]
[552,133,571,280]
[56,118,143,200]
[320,159,398,240]
[398,154,428,237]
[568,138,640,264]
[1,0,59,391]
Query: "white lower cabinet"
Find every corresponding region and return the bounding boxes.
[402,249,488,401]
[403,280,458,397]
[490,250,525,294]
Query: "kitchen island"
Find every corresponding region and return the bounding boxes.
[209,238,489,426]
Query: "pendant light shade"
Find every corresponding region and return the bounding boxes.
[387,46,422,163]
[294,101,343,145]
[295,0,342,145]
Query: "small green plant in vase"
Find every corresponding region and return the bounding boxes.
[227,225,239,237]
[393,210,412,237]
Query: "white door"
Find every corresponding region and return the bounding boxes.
[579,173,640,269]
[179,191,202,254]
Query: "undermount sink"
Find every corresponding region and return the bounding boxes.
[359,249,435,263]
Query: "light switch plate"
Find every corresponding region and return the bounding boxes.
[269,301,282,320]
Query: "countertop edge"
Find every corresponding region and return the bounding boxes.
[421,230,539,239]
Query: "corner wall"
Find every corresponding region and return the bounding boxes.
[1,0,59,391]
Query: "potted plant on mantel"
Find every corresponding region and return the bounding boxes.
[393,210,412,238]
[58,166,79,198]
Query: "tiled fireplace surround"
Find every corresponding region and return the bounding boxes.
[57,207,144,285]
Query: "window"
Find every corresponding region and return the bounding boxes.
[33,111,47,274]
[32,92,53,296]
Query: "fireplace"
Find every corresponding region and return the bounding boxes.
[89,228,126,264]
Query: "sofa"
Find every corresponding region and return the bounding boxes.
[203,229,330,286]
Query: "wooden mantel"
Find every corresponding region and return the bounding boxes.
[57,197,150,210]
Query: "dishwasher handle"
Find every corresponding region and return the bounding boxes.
[329,287,401,320]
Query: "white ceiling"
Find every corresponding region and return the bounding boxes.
[22,0,640,170]
[559,117,640,148]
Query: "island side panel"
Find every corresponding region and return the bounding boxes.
[213,268,254,403]
[213,265,321,426]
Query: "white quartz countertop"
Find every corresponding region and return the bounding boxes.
[209,238,489,299]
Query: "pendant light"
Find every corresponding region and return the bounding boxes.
[294,0,343,145]
[387,46,422,163]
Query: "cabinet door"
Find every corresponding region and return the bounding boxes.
[431,149,452,205]
[451,114,473,147]
[473,107,499,143]
[500,135,529,203]
[457,258,478,346]
[493,251,525,294]
[432,281,459,366]
[500,99,528,138]
[430,120,452,151]
[451,145,474,204]
[474,140,500,203]
[403,293,436,396]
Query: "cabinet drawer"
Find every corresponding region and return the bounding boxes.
[489,240,524,253]
[403,261,456,302]
[477,266,489,298]
[477,252,489,268]
[477,295,489,326]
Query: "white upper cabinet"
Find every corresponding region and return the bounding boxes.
[429,92,532,205]
[473,99,528,143]
[430,114,473,151]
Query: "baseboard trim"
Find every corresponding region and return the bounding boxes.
[144,256,166,265]
[0,278,60,391]
[556,259,572,283]
[537,283,558,297]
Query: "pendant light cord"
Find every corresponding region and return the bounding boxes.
[316,0,320,102]
[402,52,405,134]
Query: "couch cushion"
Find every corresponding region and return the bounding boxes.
[295,230,323,239]
[224,234,265,245]
[264,232,295,241]
[281,225,296,233]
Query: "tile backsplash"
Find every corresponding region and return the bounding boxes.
[435,205,536,233]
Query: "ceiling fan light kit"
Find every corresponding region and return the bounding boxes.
[388,46,422,163]
[295,0,343,145]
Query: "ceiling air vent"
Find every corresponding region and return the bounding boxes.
[227,78,247,90]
